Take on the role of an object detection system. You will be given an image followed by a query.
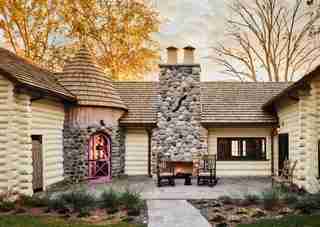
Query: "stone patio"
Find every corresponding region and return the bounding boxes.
[83,176,271,200]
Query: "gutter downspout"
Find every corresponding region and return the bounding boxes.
[271,128,276,176]
[147,128,152,177]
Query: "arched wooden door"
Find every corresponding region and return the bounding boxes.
[88,133,111,182]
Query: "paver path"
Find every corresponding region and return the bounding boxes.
[147,200,211,227]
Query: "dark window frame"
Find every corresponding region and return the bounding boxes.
[217,137,267,161]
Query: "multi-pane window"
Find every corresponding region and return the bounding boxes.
[217,138,267,161]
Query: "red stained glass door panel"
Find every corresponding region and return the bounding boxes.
[88,133,111,181]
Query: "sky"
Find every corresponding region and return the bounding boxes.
[150,0,231,81]
[150,0,319,82]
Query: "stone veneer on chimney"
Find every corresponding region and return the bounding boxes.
[151,62,202,172]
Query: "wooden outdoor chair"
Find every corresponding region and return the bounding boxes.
[156,155,175,187]
[272,159,298,187]
[197,154,218,187]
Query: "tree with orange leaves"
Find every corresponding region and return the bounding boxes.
[0,0,160,80]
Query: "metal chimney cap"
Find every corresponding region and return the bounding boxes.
[167,46,178,50]
[183,46,195,50]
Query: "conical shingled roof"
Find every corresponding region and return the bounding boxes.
[58,45,127,110]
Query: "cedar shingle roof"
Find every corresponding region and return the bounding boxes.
[115,81,290,125]
[114,82,159,124]
[57,45,127,109]
[0,48,75,101]
[201,82,290,125]
[263,65,320,109]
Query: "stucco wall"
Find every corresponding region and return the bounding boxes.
[208,128,272,176]
[66,106,124,128]
[31,99,65,188]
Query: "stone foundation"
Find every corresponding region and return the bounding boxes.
[63,123,125,183]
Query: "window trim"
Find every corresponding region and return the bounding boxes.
[217,137,267,161]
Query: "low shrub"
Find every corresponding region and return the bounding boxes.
[120,189,143,216]
[283,193,299,205]
[48,197,67,213]
[218,195,234,205]
[100,189,120,214]
[261,188,282,210]
[311,192,320,205]
[244,194,260,205]
[18,194,49,207]
[294,193,320,214]
[49,190,96,216]
[0,200,15,212]
[0,189,17,212]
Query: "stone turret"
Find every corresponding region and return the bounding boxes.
[59,45,126,182]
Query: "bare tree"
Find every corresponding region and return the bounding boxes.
[213,0,320,81]
[306,0,320,40]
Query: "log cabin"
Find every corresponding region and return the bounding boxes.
[0,45,319,195]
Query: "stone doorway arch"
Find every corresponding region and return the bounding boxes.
[88,133,112,182]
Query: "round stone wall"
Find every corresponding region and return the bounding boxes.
[63,123,125,183]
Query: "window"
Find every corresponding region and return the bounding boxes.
[217,138,267,161]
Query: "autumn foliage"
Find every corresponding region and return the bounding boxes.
[0,0,160,80]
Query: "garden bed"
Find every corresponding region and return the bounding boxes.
[189,186,320,227]
[0,215,146,227]
[0,188,147,227]
[238,215,320,227]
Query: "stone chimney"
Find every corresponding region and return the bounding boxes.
[183,46,195,64]
[166,46,178,64]
[152,47,202,164]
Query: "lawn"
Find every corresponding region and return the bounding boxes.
[238,215,320,227]
[0,215,146,227]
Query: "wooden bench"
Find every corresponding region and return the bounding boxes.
[197,154,218,187]
[272,159,297,187]
[156,155,175,187]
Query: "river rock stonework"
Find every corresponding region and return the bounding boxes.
[151,64,202,171]
[63,123,125,183]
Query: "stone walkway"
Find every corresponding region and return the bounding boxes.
[147,200,211,227]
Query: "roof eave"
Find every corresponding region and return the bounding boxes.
[18,82,77,102]
[263,65,320,109]
[262,82,302,110]
[0,68,76,102]
[201,121,278,128]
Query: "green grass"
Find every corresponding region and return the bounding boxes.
[0,215,146,227]
[238,215,320,227]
